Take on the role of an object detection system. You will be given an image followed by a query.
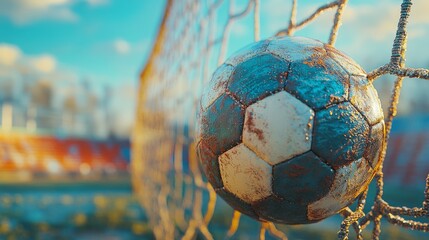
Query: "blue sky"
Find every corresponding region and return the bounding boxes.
[0,0,165,88]
[0,0,167,136]
[2,0,428,86]
[1,0,428,92]
[0,0,428,136]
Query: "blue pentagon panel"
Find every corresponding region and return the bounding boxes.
[215,188,259,219]
[253,195,316,224]
[349,75,384,125]
[313,102,370,169]
[200,93,244,155]
[286,57,349,110]
[267,36,325,63]
[364,120,385,169]
[201,64,234,110]
[308,158,373,220]
[197,141,223,189]
[225,39,271,67]
[228,54,289,106]
[325,44,366,76]
[272,151,334,205]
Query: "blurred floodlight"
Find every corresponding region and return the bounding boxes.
[79,162,91,175]
[46,158,62,174]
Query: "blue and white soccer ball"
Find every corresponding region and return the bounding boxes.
[197,36,385,224]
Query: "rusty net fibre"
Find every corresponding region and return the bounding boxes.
[132,0,429,239]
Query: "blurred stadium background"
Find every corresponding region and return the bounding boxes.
[0,0,429,239]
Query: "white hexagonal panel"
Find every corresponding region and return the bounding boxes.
[267,36,325,63]
[201,64,234,110]
[307,158,373,220]
[219,143,272,203]
[243,91,314,165]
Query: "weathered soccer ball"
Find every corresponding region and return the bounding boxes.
[196,36,385,224]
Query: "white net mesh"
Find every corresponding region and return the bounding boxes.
[132,0,429,239]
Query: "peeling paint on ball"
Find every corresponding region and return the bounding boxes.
[197,36,385,224]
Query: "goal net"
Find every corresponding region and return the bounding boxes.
[131,0,429,239]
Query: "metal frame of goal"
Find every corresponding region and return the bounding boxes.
[131,0,429,239]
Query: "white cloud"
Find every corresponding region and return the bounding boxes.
[408,27,426,39]
[0,0,77,24]
[0,43,58,75]
[22,0,70,8]
[342,2,399,42]
[341,0,429,43]
[328,0,429,68]
[0,0,109,24]
[113,39,131,55]
[31,55,57,73]
[0,44,22,66]
[261,0,429,42]
[260,0,428,67]
[409,0,429,25]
